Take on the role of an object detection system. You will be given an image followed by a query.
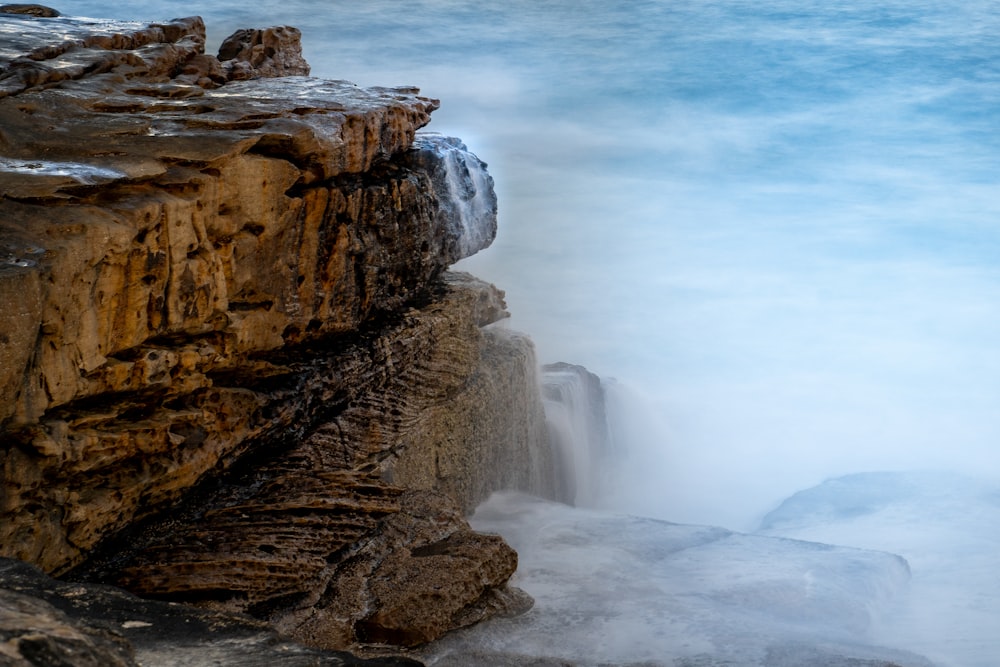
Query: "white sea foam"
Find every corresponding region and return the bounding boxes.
[0,157,124,183]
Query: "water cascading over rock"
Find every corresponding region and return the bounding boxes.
[540,363,613,506]
[407,133,498,259]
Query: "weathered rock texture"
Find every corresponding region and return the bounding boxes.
[0,9,553,653]
[218,26,311,81]
[0,557,423,666]
[72,274,543,649]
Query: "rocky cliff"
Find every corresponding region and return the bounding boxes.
[0,7,556,660]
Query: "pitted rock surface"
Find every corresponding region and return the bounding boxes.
[0,557,425,666]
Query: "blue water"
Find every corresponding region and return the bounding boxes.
[57,1,1000,663]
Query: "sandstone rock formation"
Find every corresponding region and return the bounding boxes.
[0,8,556,656]
[72,274,542,650]
[218,26,311,81]
[0,557,423,666]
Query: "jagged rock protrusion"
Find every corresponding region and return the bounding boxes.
[407,134,498,259]
[218,26,311,80]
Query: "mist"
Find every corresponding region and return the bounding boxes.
[70,1,1000,663]
[296,0,1000,530]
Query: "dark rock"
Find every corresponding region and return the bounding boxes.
[0,4,59,17]
[0,557,423,666]
[0,589,136,666]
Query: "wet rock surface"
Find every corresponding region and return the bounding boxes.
[541,362,612,506]
[0,557,424,666]
[0,8,548,656]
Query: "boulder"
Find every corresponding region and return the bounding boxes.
[218,26,311,80]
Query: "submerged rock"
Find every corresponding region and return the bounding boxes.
[422,493,930,667]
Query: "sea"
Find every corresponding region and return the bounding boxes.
[60,2,1000,664]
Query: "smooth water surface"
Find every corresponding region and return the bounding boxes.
[69,0,1000,526]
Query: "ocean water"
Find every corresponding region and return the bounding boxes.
[59,2,1000,663]
[757,471,1000,667]
[66,0,1000,526]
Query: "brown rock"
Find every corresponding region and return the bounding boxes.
[354,522,529,647]
[0,4,59,16]
[0,12,480,575]
[218,26,311,80]
[0,11,550,654]
[71,275,549,650]
[110,483,528,651]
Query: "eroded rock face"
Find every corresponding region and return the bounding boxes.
[0,12,502,575]
[67,274,541,650]
[0,10,549,654]
[218,26,311,80]
[0,557,424,666]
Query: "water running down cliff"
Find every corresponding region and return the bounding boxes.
[412,133,498,259]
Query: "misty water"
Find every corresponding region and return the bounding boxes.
[70,1,1000,664]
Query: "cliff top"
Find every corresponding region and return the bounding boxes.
[0,9,440,199]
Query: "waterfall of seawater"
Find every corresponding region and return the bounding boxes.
[540,363,612,507]
[412,132,497,259]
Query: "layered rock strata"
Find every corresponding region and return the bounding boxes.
[0,9,552,654]
[0,557,423,666]
[75,274,542,649]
